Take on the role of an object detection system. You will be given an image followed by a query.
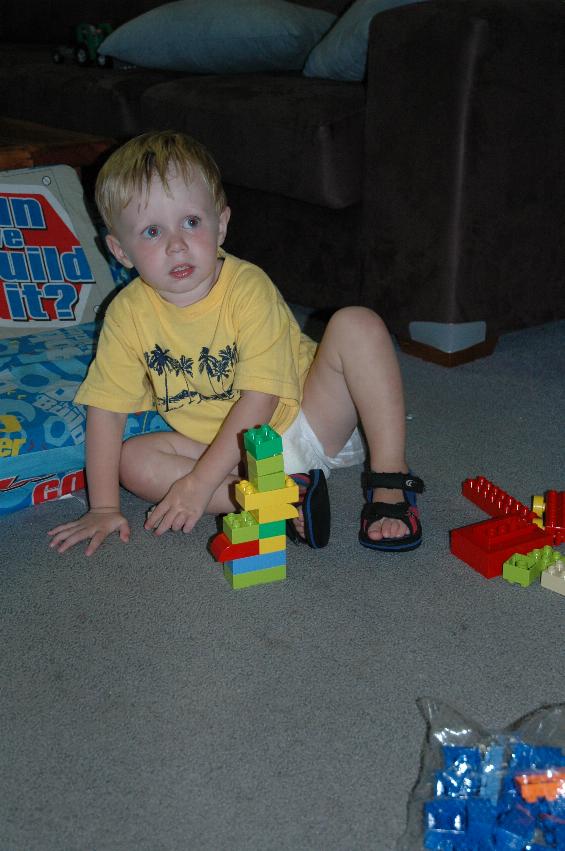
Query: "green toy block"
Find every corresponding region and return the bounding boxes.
[243,424,283,460]
[502,545,562,587]
[249,470,287,492]
[259,520,287,538]
[246,452,284,479]
[223,563,286,589]
[222,510,259,543]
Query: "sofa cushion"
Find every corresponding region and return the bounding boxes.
[141,73,365,207]
[99,0,336,73]
[304,0,426,81]
[0,48,178,139]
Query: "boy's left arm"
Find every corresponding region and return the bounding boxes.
[145,390,279,535]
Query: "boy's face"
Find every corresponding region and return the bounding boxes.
[106,168,230,307]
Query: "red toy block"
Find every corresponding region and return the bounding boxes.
[462,476,536,522]
[450,516,553,579]
[544,490,565,545]
[210,532,260,563]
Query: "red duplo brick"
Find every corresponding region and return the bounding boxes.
[450,516,553,579]
[210,532,260,563]
[462,476,536,522]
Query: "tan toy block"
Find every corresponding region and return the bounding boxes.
[541,559,565,596]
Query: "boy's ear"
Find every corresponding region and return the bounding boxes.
[105,233,134,269]
[217,206,231,247]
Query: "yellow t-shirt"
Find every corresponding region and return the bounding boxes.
[75,252,317,444]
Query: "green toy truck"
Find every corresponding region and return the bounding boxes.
[52,23,113,67]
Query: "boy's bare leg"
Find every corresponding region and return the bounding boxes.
[300,306,410,542]
[119,431,239,524]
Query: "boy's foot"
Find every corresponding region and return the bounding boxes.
[287,469,331,549]
[365,487,411,541]
[359,472,424,552]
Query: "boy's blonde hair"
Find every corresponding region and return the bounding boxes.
[95,131,227,230]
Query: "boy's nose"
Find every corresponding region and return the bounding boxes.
[166,233,189,253]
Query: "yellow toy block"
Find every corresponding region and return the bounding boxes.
[250,502,298,524]
[235,477,298,511]
[222,510,259,543]
[259,534,287,554]
[246,452,284,479]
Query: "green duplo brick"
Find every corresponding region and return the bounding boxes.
[224,563,286,589]
[249,470,286,492]
[243,425,283,460]
[246,452,284,478]
[223,510,259,543]
[259,520,287,538]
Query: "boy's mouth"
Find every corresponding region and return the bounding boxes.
[170,264,194,279]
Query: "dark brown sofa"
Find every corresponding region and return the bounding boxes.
[2,0,564,363]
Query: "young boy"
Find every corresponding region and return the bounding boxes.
[48,132,423,557]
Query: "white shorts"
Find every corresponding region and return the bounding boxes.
[281,409,366,477]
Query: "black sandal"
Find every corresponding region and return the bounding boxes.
[286,469,331,549]
[359,472,424,552]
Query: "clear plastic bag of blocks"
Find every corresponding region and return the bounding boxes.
[397,697,565,851]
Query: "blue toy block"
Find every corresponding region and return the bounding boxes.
[466,799,497,843]
[425,798,467,830]
[438,747,483,798]
[226,549,286,575]
[494,805,536,850]
[480,744,505,803]
[509,744,565,772]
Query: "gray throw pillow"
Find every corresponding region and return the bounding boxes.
[99,0,337,73]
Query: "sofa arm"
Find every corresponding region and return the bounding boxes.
[361,0,565,343]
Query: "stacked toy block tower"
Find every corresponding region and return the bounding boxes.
[210,425,299,589]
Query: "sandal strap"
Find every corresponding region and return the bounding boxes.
[362,472,425,493]
[361,500,410,523]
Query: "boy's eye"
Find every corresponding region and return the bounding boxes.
[142,225,160,239]
[183,216,200,230]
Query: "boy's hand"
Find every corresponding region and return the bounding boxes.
[47,508,130,556]
[145,475,211,536]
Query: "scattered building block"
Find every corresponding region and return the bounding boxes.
[541,559,565,596]
[502,546,562,588]
[462,476,536,522]
[533,490,565,545]
[450,516,553,579]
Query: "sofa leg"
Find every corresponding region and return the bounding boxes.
[397,321,498,366]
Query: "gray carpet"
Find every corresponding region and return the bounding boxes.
[1,318,564,851]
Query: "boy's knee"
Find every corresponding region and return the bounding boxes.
[329,306,387,337]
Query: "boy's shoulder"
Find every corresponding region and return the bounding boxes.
[104,275,146,314]
[222,252,279,297]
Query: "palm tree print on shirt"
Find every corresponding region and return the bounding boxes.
[145,342,238,411]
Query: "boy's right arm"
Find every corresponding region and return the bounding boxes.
[48,406,129,556]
